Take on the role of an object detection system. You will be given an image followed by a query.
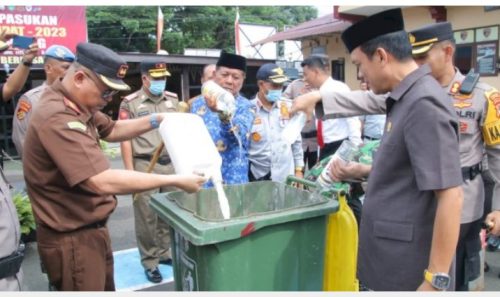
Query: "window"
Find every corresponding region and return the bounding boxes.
[454,25,499,76]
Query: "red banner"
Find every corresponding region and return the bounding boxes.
[0,5,87,66]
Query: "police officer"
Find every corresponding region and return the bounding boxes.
[283,78,319,170]
[119,60,179,283]
[22,42,205,291]
[12,44,75,158]
[248,63,304,182]
[0,29,38,291]
[410,22,500,291]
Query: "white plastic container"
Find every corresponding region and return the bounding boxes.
[159,113,230,219]
[281,111,307,145]
[317,139,360,188]
[159,113,223,182]
[201,80,236,117]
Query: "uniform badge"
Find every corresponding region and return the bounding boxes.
[449,82,461,94]
[280,102,290,120]
[119,109,130,120]
[386,121,392,132]
[252,132,261,142]
[67,121,87,132]
[166,100,174,108]
[138,110,150,117]
[16,100,31,121]
[253,117,262,125]
[487,90,500,118]
[459,121,468,133]
[454,101,472,109]
[216,140,226,152]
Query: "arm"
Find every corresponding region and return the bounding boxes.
[104,113,166,143]
[1,42,39,101]
[120,141,134,170]
[82,169,207,195]
[12,94,32,157]
[418,186,463,291]
[317,89,388,119]
[330,159,371,182]
[346,116,362,146]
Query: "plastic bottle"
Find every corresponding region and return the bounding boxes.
[201,80,236,118]
[316,139,360,188]
[281,111,307,145]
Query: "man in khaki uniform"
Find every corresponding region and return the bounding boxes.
[12,45,75,158]
[119,60,178,283]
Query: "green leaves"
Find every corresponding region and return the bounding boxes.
[12,191,36,235]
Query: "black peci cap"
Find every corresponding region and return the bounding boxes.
[409,22,454,55]
[140,59,171,78]
[76,42,130,91]
[216,51,246,73]
[341,8,405,53]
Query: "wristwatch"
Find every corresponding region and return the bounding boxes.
[424,269,450,290]
[150,113,160,129]
[21,58,33,67]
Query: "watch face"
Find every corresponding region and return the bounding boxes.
[434,275,450,289]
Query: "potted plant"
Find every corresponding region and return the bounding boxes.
[12,191,36,242]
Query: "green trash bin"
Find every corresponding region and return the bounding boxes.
[150,181,338,291]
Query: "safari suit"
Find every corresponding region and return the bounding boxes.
[316,65,463,290]
[12,83,46,158]
[119,88,178,270]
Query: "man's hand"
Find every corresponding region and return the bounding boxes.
[289,90,322,119]
[174,174,208,193]
[485,210,500,236]
[22,41,39,63]
[0,28,15,42]
[329,159,370,182]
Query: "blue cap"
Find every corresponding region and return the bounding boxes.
[44,45,75,62]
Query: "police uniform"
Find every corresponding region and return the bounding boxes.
[316,9,463,290]
[118,60,178,274]
[12,45,75,158]
[249,64,304,182]
[22,42,130,291]
[0,168,23,291]
[190,52,255,187]
[283,78,318,169]
[410,22,500,290]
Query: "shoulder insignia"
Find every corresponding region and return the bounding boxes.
[67,121,87,132]
[63,97,81,114]
[164,90,178,98]
[124,92,140,102]
[118,108,130,120]
[16,100,31,120]
[449,81,461,95]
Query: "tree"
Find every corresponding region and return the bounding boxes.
[86,6,317,54]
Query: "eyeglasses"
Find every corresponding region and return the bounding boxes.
[82,71,119,99]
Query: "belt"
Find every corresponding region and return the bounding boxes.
[462,162,482,181]
[301,130,317,139]
[135,155,171,166]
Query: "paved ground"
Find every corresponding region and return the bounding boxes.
[4,149,500,291]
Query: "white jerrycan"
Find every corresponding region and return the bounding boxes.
[158,113,230,219]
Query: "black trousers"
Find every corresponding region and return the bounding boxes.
[303,147,318,170]
[248,167,271,182]
[455,219,482,291]
[319,139,346,160]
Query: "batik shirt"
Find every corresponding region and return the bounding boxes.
[191,94,254,187]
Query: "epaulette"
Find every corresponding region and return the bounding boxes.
[123,91,140,102]
[164,90,178,98]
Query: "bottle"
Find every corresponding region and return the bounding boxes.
[316,139,360,188]
[201,80,236,118]
[281,111,307,145]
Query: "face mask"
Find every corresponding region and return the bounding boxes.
[149,80,166,96]
[266,89,282,102]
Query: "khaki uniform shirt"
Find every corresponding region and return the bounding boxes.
[23,79,117,232]
[0,168,22,290]
[283,79,317,152]
[12,83,47,158]
[119,88,178,158]
[317,64,463,290]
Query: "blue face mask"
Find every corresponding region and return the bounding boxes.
[149,80,166,96]
[266,89,282,102]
